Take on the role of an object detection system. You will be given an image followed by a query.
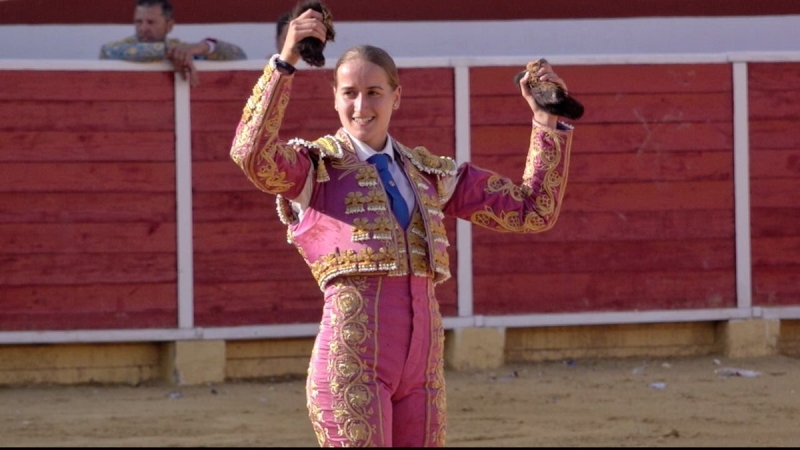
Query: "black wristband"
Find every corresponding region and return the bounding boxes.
[275,57,297,75]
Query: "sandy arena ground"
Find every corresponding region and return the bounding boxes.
[1,354,798,447]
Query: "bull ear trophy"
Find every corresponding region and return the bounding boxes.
[513,59,584,120]
[290,0,336,67]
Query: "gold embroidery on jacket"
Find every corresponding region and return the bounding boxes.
[366,188,388,212]
[345,192,367,214]
[469,124,570,233]
[407,211,430,275]
[356,167,379,187]
[352,217,372,242]
[485,175,525,201]
[253,142,297,193]
[397,145,458,176]
[280,131,456,287]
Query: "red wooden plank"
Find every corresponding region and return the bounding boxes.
[193,249,316,284]
[0,131,175,162]
[191,70,331,101]
[195,310,321,327]
[753,267,800,307]
[473,209,734,243]
[192,132,238,162]
[749,90,800,120]
[750,208,800,238]
[1,102,174,132]
[0,312,176,331]
[750,179,800,208]
[748,62,800,91]
[0,253,177,285]
[0,223,176,253]
[750,120,800,150]
[471,64,732,96]
[751,237,800,266]
[192,161,269,192]
[471,92,732,126]
[192,192,276,222]
[472,270,735,315]
[195,280,320,306]
[562,181,734,211]
[0,71,173,101]
[193,221,307,253]
[472,239,735,274]
[0,162,175,193]
[749,149,800,179]
[0,193,176,224]
[1,283,176,313]
[194,280,322,326]
[472,122,733,155]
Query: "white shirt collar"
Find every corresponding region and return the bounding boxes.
[343,130,395,163]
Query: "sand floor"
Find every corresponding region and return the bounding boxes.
[2,354,798,447]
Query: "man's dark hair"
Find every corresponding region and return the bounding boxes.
[276,10,292,42]
[137,0,174,20]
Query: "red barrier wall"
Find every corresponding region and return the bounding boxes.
[748,62,800,307]
[1,60,798,333]
[469,63,737,314]
[0,70,179,330]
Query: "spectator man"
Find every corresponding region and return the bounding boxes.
[99,0,247,86]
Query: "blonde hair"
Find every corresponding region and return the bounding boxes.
[333,45,400,90]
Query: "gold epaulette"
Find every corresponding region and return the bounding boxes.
[397,144,458,177]
[287,135,345,182]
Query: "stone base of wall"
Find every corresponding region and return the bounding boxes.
[778,320,800,356]
[1,320,797,386]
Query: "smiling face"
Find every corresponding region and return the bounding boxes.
[134,4,173,43]
[333,58,401,151]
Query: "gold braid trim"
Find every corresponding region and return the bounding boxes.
[287,135,344,183]
[396,144,457,176]
[233,58,297,195]
[471,207,548,233]
[521,126,564,216]
[469,123,571,233]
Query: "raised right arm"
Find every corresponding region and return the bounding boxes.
[229,55,312,199]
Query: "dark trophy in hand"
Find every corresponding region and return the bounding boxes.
[290,0,336,67]
[514,59,584,120]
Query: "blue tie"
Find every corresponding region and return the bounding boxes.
[368,153,410,228]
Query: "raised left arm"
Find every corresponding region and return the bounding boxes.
[442,120,573,233]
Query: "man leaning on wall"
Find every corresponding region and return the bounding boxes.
[99,0,247,86]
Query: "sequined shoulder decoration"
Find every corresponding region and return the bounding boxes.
[287,135,344,159]
[396,143,457,176]
[287,135,346,182]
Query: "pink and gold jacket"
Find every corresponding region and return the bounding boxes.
[230,56,574,291]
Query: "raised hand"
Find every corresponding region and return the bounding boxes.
[279,5,334,66]
[516,59,583,124]
[167,42,207,87]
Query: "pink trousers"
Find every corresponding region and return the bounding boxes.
[306,275,446,447]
